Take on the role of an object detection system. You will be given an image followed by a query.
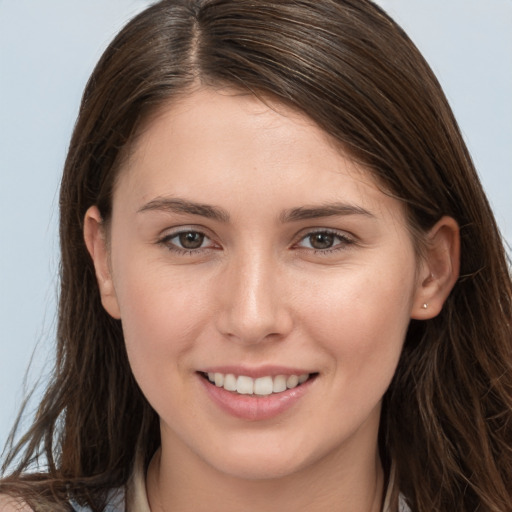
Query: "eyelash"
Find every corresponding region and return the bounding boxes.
[294,229,356,254]
[158,229,217,256]
[157,228,356,256]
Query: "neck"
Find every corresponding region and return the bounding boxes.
[146,440,385,512]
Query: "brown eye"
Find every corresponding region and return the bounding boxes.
[308,232,335,249]
[160,229,217,254]
[297,230,354,252]
[178,231,205,249]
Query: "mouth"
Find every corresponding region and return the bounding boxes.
[198,371,318,397]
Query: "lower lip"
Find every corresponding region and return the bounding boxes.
[199,374,315,421]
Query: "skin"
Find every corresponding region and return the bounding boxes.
[0,495,32,512]
[84,87,459,512]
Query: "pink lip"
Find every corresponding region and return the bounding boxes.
[198,372,316,421]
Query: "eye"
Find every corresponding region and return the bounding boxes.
[297,230,354,251]
[305,232,336,250]
[160,229,215,252]
[176,231,207,249]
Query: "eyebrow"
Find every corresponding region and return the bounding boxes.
[138,197,374,224]
[138,197,230,222]
[280,203,375,223]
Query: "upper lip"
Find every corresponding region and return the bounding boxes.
[198,365,314,379]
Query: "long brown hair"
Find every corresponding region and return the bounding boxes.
[2,1,511,510]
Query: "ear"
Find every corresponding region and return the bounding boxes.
[411,216,460,320]
[83,206,121,319]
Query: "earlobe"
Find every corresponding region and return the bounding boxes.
[83,206,121,319]
[411,216,460,320]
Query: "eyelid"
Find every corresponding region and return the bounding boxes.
[157,224,213,239]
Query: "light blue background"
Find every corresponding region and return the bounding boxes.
[1,1,511,452]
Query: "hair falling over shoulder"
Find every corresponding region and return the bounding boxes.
[1,1,511,510]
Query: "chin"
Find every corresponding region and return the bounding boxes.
[212,456,307,482]
[200,435,320,482]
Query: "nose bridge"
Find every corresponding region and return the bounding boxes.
[216,246,291,343]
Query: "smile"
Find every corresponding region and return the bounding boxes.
[199,370,317,421]
[204,372,311,396]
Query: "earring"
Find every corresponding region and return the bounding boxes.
[422,303,428,309]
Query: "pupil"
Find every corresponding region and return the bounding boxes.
[179,232,204,249]
[310,233,334,249]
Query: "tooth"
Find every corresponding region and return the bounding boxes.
[254,376,273,396]
[214,373,224,387]
[273,375,287,393]
[286,375,299,389]
[224,374,237,391]
[211,372,308,394]
[298,373,309,384]
[237,375,254,394]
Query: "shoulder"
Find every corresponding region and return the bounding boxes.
[0,494,33,512]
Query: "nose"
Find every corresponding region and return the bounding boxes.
[215,250,293,345]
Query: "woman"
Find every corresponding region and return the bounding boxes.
[1,1,511,511]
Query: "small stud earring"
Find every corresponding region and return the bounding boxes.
[422,303,428,309]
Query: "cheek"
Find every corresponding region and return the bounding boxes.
[299,257,416,382]
[111,258,212,381]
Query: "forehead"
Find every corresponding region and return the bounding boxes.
[116,87,406,224]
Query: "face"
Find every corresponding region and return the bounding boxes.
[87,88,432,481]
